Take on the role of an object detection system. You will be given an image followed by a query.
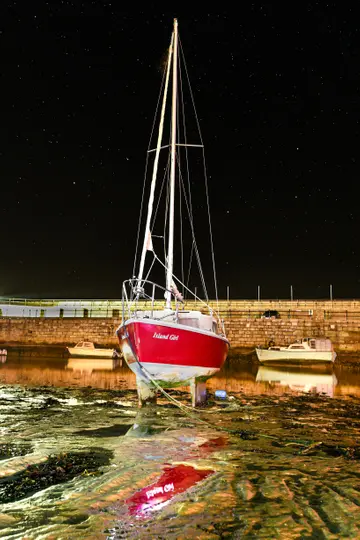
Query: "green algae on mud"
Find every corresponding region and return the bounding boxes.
[0,448,113,503]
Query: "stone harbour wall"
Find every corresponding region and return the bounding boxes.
[224,318,360,352]
[1,308,360,351]
[0,318,119,348]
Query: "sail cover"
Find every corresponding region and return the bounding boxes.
[146,229,153,252]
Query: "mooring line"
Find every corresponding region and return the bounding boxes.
[136,362,264,437]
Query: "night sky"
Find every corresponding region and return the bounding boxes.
[1,3,360,300]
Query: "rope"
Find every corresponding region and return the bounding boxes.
[136,361,261,438]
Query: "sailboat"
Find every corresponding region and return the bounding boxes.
[116,19,229,406]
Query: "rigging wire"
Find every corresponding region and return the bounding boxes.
[143,252,157,284]
[151,154,171,233]
[163,134,171,278]
[152,250,211,313]
[178,40,195,296]
[132,154,149,278]
[179,38,220,317]
[132,64,168,278]
[176,67,185,297]
[134,33,221,319]
[177,165,209,301]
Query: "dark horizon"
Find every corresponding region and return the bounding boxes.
[1,5,360,300]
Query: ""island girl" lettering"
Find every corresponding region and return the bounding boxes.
[152,332,179,341]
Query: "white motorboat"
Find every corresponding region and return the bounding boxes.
[66,341,120,359]
[255,337,336,364]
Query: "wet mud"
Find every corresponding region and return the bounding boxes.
[1,352,360,537]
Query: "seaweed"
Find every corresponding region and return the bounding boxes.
[0,448,113,503]
[0,443,32,461]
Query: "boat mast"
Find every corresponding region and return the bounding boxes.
[165,18,178,308]
[136,30,174,291]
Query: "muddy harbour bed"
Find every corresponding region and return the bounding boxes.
[1,349,360,538]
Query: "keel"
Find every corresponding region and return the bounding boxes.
[190,377,207,407]
[136,377,157,407]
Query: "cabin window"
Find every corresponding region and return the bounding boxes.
[310,340,316,349]
[212,322,218,334]
[179,318,199,328]
[289,345,305,349]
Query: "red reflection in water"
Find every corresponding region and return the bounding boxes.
[125,464,214,517]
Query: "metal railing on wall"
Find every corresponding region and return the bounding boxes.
[1,304,360,321]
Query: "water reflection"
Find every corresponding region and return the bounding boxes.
[66,357,122,373]
[1,350,360,398]
[125,464,214,518]
[256,365,338,397]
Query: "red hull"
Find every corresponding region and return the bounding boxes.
[117,319,229,382]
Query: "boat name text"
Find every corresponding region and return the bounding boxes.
[152,332,179,341]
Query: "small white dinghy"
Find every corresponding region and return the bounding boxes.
[256,337,336,364]
[66,341,120,359]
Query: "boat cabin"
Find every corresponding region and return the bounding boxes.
[178,311,215,331]
[302,337,333,351]
[132,309,219,334]
[285,338,334,351]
